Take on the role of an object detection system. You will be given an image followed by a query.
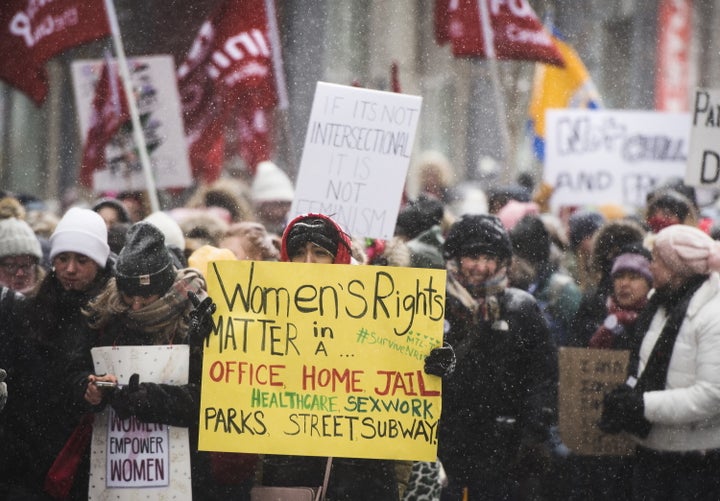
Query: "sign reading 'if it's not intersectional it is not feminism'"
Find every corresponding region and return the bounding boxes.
[199,261,446,461]
[290,82,422,240]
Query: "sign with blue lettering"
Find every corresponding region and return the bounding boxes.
[544,109,690,209]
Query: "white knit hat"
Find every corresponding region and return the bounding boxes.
[0,217,42,260]
[50,207,110,267]
[143,211,186,250]
[251,161,295,203]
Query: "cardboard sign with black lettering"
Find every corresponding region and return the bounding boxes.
[685,88,720,187]
[558,347,635,456]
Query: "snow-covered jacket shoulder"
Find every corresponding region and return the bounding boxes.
[639,272,720,451]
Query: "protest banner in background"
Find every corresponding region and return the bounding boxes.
[558,347,635,456]
[199,260,446,461]
[89,346,191,500]
[685,88,720,187]
[544,109,690,209]
[71,55,192,193]
[290,82,422,240]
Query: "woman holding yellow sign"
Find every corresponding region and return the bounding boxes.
[259,213,455,501]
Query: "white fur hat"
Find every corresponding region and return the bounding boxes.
[251,161,295,203]
[50,208,109,267]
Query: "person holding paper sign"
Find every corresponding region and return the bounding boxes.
[71,222,224,499]
[600,225,720,500]
[260,213,455,500]
[438,214,557,501]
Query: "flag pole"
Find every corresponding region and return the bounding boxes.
[103,0,160,213]
[477,0,513,184]
[264,0,295,177]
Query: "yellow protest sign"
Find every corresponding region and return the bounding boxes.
[199,260,446,461]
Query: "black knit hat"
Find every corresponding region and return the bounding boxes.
[285,217,340,258]
[115,222,175,297]
[568,210,605,250]
[443,214,512,262]
[92,197,131,224]
[510,214,550,265]
[395,195,444,239]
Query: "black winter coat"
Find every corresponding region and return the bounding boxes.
[0,269,112,500]
[438,285,558,477]
[568,280,612,348]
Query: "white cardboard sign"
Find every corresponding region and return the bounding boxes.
[71,55,192,192]
[290,82,422,239]
[89,345,191,500]
[685,88,720,187]
[544,109,690,208]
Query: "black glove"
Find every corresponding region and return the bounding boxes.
[188,291,217,346]
[0,368,7,413]
[109,373,148,420]
[424,343,456,377]
[599,384,651,438]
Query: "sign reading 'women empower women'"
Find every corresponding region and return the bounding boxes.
[89,346,191,500]
[199,261,446,461]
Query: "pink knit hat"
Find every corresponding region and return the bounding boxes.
[651,225,720,277]
[497,200,539,230]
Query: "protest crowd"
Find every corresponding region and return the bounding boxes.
[3,155,720,500]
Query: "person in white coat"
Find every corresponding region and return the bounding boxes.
[600,224,720,500]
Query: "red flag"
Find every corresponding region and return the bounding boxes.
[79,58,130,187]
[655,0,692,111]
[390,61,402,93]
[435,0,564,67]
[237,106,273,177]
[0,0,110,104]
[177,0,282,183]
[434,0,453,45]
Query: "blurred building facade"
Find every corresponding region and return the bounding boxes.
[1,0,718,207]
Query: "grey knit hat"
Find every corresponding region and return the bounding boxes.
[115,222,176,297]
[0,217,42,260]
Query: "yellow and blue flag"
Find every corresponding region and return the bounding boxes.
[527,31,602,162]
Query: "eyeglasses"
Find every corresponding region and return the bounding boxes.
[0,260,37,274]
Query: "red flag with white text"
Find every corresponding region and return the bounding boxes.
[435,0,564,67]
[0,0,110,104]
[177,0,282,183]
[79,57,130,187]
